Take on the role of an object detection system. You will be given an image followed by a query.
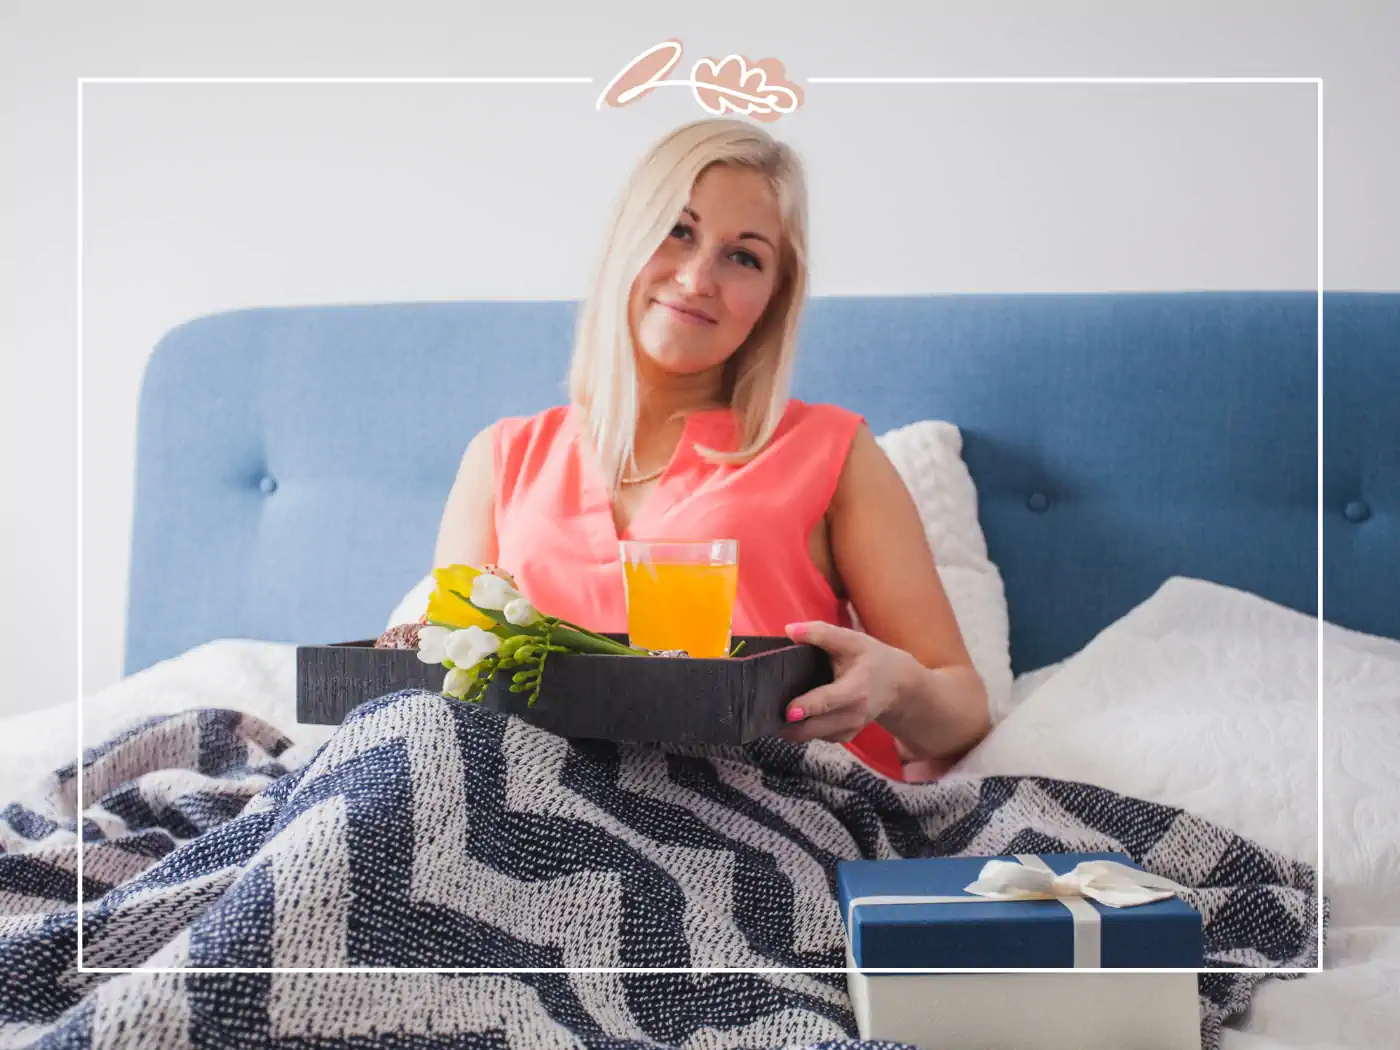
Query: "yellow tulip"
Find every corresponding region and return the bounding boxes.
[426,564,496,630]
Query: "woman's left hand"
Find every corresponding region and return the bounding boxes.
[778,620,922,743]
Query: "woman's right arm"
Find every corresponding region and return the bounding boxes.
[432,425,498,569]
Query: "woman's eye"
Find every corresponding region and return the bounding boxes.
[668,222,761,270]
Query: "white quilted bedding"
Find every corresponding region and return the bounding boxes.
[3,577,1396,1048]
[955,577,1400,1048]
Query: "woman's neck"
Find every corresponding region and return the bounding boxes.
[635,371,728,430]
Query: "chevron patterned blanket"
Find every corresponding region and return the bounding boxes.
[2,689,1318,1049]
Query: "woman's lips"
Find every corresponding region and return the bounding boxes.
[657,300,717,325]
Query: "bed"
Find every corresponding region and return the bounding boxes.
[3,291,1397,1049]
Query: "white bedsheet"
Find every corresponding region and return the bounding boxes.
[1223,925,1400,1049]
[2,580,1396,1048]
[0,639,332,804]
[955,577,1400,1049]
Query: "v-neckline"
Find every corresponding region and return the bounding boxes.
[572,405,731,544]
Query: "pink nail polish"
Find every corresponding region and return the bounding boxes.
[787,706,806,722]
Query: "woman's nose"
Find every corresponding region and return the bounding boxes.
[674,251,718,296]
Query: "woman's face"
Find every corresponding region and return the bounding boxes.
[628,164,783,381]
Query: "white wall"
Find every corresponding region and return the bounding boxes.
[3,0,1398,717]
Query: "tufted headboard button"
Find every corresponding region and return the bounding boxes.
[259,475,279,496]
[1343,499,1371,523]
[1026,491,1050,513]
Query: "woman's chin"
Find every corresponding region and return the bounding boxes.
[637,345,729,378]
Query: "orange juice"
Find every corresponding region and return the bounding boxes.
[620,542,739,658]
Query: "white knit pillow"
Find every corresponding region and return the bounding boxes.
[873,420,1014,721]
[387,574,436,632]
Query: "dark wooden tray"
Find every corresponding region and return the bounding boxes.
[295,634,833,745]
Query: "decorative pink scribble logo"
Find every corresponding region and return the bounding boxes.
[598,39,803,123]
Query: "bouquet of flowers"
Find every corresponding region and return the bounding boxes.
[416,564,649,706]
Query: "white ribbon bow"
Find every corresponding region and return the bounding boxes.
[846,855,1188,969]
[965,858,1187,909]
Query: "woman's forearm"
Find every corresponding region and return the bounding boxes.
[878,661,991,763]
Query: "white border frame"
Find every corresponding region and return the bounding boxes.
[75,74,1325,980]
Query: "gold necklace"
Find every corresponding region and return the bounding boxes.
[621,403,724,486]
[619,465,665,486]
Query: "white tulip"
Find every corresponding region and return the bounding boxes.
[470,573,524,611]
[416,625,451,665]
[503,597,541,627]
[445,625,501,670]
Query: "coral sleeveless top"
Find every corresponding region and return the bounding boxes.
[491,399,905,780]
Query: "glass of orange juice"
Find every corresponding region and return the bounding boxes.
[619,539,739,658]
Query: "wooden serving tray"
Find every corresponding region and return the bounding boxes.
[295,635,833,746]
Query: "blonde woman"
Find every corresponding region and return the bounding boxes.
[434,118,988,780]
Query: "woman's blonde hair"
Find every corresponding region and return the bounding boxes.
[567,117,810,493]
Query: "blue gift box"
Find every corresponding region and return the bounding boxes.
[836,852,1203,969]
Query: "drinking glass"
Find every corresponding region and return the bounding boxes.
[619,539,739,658]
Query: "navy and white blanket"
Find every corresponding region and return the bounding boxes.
[2,689,1319,1049]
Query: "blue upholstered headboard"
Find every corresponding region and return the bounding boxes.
[125,292,1398,678]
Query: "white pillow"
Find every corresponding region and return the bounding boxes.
[957,575,1400,925]
[389,420,1014,719]
[956,577,1320,865]
[874,420,1013,721]
[387,574,437,631]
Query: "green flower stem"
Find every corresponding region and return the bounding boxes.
[549,620,647,656]
[428,591,645,657]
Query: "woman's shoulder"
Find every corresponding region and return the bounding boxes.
[491,404,575,448]
[490,405,577,503]
[780,399,867,437]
